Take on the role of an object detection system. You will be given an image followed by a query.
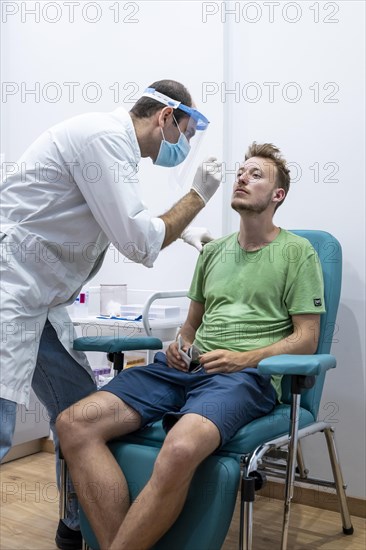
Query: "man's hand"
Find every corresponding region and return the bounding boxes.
[165,341,189,372]
[191,156,222,205]
[199,349,256,374]
[159,157,221,249]
[180,226,214,252]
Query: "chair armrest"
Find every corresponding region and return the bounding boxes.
[142,290,188,336]
[257,354,336,376]
[73,336,163,353]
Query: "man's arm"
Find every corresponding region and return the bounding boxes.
[159,190,204,248]
[165,300,205,371]
[199,314,320,374]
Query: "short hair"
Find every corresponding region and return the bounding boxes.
[130,80,192,125]
[245,142,291,210]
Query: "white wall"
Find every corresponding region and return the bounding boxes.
[218,0,365,498]
[1,1,365,498]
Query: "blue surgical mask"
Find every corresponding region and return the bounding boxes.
[154,126,191,167]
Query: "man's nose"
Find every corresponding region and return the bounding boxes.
[238,171,249,184]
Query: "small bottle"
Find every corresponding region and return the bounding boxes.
[74,292,88,317]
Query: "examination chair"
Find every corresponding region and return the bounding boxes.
[63,230,353,550]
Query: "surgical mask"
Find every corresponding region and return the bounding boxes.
[154,126,191,168]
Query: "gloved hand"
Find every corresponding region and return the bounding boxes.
[191,156,222,204]
[181,226,214,252]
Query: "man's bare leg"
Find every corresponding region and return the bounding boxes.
[110,413,221,550]
[56,391,141,548]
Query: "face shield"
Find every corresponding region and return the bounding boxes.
[141,88,210,187]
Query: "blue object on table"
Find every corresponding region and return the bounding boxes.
[96,314,143,321]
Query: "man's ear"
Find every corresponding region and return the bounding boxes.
[157,107,174,128]
[273,187,286,205]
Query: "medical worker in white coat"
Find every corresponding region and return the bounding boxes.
[0,79,222,550]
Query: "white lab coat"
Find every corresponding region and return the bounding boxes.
[0,107,165,406]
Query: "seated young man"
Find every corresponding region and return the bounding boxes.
[56,142,325,550]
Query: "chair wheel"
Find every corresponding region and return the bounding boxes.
[249,471,267,491]
[343,526,354,535]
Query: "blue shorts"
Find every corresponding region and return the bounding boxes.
[101,352,276,447]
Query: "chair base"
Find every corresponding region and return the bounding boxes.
[240,423,354,550]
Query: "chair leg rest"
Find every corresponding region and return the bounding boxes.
[343,526,354,535]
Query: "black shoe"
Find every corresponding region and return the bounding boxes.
[55,520,82,550]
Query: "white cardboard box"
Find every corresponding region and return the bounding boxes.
[120,304,181,319]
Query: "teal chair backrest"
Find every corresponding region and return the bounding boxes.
[280,230,342,419]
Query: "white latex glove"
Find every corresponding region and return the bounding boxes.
[181,226,214,252]
[191,156,222,204]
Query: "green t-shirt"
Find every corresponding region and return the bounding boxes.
[188,229,326,400]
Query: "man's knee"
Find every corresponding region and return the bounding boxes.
[55,395,101,452]
[55,393,142,454]
[153,436,202,489]
[152,415,221,488]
